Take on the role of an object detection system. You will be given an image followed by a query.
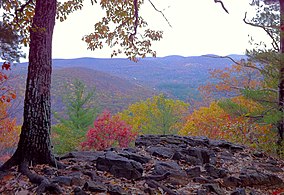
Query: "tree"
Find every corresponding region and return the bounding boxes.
[0,21,25,63]
[118,94,189,135]
[81,110,136,151]
[179,97,276,152]
[52,79,98,154]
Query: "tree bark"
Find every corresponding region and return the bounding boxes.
[278,0,284,144]
[1,0,57,170]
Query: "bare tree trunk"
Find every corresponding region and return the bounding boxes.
[1,0,57,170]
[278,0,284,144]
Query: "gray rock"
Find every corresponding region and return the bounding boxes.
[96,151,143,180]
[83,181,107,192]
[239,169,284,187]
[107,184,128,195]
[223,176,242,187]
[186,166,202,178]
[146,146,176,159]
[153,161,185,176]
[118,151,151,164]
[204,164,227,178]
[210,140,244,151]
[231,188,246,195]
[73,187,88,195]
[182,147,211,164]
[203,183,225,195]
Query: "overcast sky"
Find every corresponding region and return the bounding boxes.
[24,0,269,60]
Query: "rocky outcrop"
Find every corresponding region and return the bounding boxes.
[0,135,283,194]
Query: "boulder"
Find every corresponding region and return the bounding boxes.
[96,151,143,180]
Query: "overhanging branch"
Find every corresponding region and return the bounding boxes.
[243,12,279,51]
[214,0,229,14]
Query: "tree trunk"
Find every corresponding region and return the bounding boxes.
[1,0,57,169]
[278,0,284,144]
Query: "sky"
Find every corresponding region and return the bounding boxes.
[24,0,270,60]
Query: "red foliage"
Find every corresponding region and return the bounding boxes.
[2,62,11,71]
[81,110,137,151]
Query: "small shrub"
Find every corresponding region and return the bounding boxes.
[81,110,137,151]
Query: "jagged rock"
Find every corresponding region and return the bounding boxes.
[59,151,105,162]
[193,177,215,184]
[107,184,128,195]
[239,168,283,187]
[2,135,284,195]
[210,139,244,151]
[152,161,188,185]
[71,176,85,186]
[118,151,151,164]
[185,147,211,164]
[230,188,246,195]
[83,181,107,192]
[186,166,202,178]
[204,164,227,178]
[203,183,225,195]
[73,187,88,195]
[153,161,185,176]
[96,151,143,180]
[223,176,242,187]
[258,163,283,173]
[146,146,176,158]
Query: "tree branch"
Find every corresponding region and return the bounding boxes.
[243,12,280,52]
[15,0,34,24]
[214,0,229,14]
[148,0,172,27]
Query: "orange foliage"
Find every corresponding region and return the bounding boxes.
[199,63,262,100]
[0,102,19,147]
[0,68,19,160]
[179,101,276,149]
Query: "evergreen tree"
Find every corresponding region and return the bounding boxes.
[53,79,99,154]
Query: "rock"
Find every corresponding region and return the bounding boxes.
[153,161,185,176]
[96,151,143,180]
[181,147,211,164]
[59,151,105,162]
[73,187,88,195]
[146,146,176,159]
[107,184,128,195]
[196,189,208,195]
[186,166,202,178]
[223,176,242,187]
[71,176,85,186]
[152,161,188,185]
[231,188,246,195]
[52,176,72,186]
[203,183,225,195]
[118,151,151,164]
[239,168,284,187]
[210,140,244,151]
[172,151,201,165]
[83,181,107,192]
[204,164,227,178]
[258,163,283,173]
[193,177,215,184]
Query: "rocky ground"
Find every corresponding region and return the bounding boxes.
[0,135,284,194]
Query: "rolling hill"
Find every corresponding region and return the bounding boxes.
[9,67,157,124]
[11,54,246,124]
[17,54,246,101]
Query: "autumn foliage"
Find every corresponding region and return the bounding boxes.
[81,110,137,151]
[0,65,19,161]
[179,97,277,151]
